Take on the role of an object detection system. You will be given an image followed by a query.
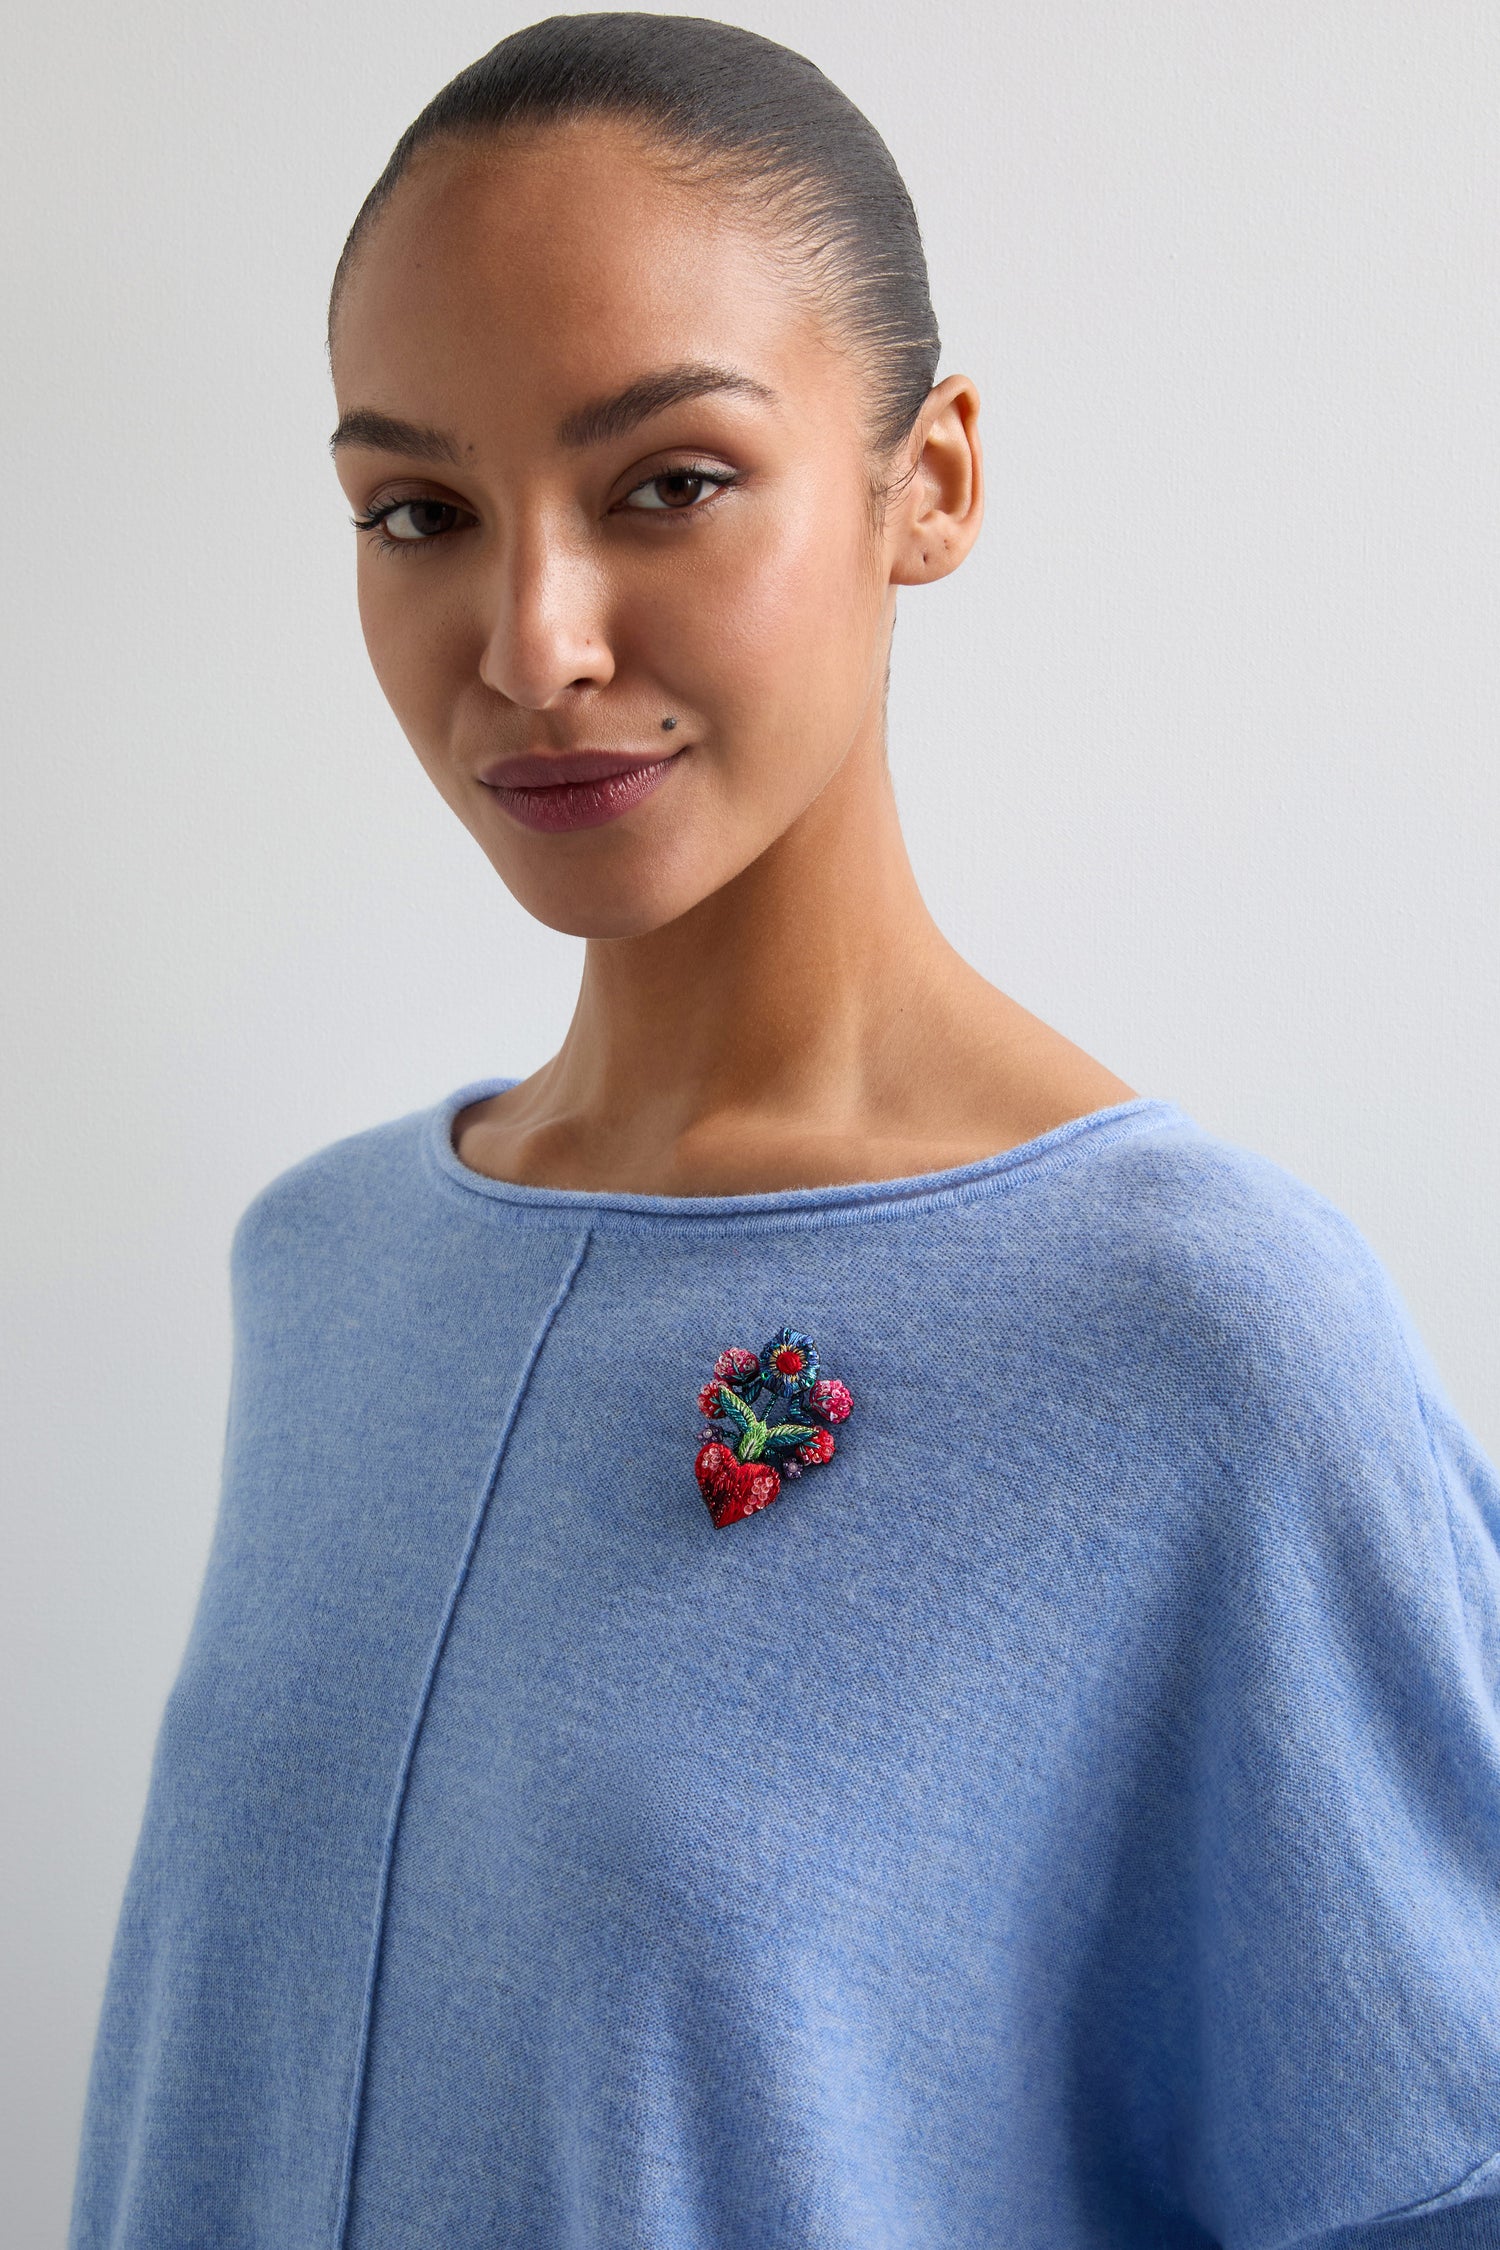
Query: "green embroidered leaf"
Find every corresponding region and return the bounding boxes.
[765,1421,822,1454]
[714,1386,770,1460]
[716,1387,755,1435]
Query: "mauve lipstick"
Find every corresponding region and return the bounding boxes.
[477,746,684,834]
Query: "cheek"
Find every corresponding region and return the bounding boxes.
[644,479,879,733]
[355,561,465,756]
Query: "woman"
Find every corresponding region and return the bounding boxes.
[70,15,1500,2248]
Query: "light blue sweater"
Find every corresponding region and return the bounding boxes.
[70,1080,1500,2248]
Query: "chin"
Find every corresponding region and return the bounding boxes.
[517,898,680,941]
[478,817,779,940]
[487,862,725,943]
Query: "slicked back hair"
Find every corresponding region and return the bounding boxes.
[327,13,942,474]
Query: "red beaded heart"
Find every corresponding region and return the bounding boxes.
[694,1442,782,1529]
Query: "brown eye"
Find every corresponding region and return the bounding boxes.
[621,468,733,513]
[365,499,466,542]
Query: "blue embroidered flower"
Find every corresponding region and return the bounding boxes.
[758,1326,818,1397]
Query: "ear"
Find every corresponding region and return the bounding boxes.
[886,373,984,586]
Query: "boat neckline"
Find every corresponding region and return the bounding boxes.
[420,1076,1191,1232]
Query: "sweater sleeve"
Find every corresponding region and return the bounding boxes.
[1312,2201,1500,2249]
[1170,1198,1500,2250]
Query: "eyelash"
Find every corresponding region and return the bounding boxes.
[350,463,739,558]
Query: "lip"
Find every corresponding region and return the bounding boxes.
[477,747,684,834]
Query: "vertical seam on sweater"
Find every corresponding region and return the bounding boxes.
[328,1221,595,2246]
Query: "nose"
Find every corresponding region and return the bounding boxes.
[475,520,615,710]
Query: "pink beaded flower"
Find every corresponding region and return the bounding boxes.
[693,1325,854,1528]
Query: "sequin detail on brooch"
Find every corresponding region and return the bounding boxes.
[693,1326,853,1528]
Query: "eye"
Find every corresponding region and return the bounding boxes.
[618,466,736,514]
[351,497,471,548]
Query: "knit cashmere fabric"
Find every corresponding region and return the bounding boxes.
[69,1079,1500,2249]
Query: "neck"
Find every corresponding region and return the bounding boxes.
[473,697,1137,1195]
[537,720,967,1144]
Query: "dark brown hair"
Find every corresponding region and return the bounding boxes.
[328,12,941,463]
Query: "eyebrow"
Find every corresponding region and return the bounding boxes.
[328,362,777,461]
[328,409,462,462]
[554,362,777,448]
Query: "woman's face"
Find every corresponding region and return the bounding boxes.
[329,122,909,939]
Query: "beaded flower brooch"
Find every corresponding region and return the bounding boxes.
[694,1325,853,1528]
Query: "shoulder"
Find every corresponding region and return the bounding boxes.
[1086,1112,1389,1327]
[228,1096,436,1294]
[1017,1108,1432,1456]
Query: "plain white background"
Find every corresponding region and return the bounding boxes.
[4,2,1496,2237]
